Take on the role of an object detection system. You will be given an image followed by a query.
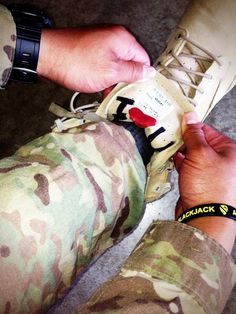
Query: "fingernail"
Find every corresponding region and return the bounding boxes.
[184,111,199,124]
[143,66,156,79]
[182,111,199,134]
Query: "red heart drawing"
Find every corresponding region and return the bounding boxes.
[128,107,156,128]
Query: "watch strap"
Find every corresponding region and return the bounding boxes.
[8,4,53,83]
[11,26,41,82]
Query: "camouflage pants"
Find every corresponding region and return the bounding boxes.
[0,121,146,313]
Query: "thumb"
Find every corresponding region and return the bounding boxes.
[102,86,114,99]
[117,60,156,83]
[182,112,210,152]
[173,151,185,173]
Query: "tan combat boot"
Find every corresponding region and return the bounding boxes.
[96,0,236,203]
[144,0,236,202]
[155,0,236,121]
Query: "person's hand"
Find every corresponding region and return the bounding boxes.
[37,26,155,92]
[174,112,236,213]
[174,112,236,253]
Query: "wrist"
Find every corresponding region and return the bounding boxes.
[37,29,54,79]
[176,203,236,253]
[187,217,236,254]
[37,28,83,89]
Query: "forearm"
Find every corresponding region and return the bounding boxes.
[187,217,236,254]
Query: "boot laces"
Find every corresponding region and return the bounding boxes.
[50,92,101,131]
[156,34,222,106]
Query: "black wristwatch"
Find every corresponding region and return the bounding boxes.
[8,4,53,83]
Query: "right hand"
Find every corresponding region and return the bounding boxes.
[37,26,155,92]
[174,112,236,216]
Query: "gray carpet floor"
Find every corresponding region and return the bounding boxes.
[1,0,235,313]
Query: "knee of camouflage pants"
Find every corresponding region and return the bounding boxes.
[0,121,146,313]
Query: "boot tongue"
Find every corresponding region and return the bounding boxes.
[157,38,212,100]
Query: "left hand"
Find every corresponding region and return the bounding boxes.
[173,112,236,253]
[37,26,155,92]
[174,112,236,214]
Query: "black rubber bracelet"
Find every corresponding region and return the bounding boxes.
[177,203,236,224]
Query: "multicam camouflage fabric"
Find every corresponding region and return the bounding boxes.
[0,6,145,311]
[0,4,16,88]
[0,4,235,314]
[78,221,236,314]
[0,121,146,312]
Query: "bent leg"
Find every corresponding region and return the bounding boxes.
[0,121,146,313]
